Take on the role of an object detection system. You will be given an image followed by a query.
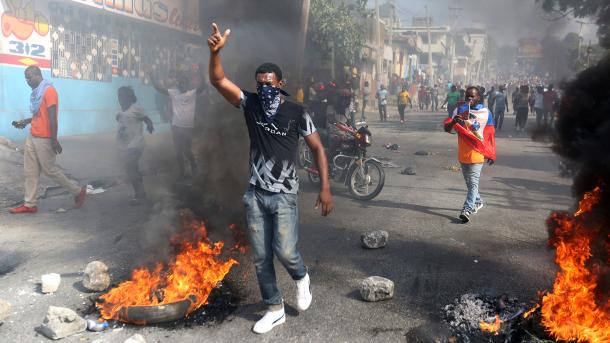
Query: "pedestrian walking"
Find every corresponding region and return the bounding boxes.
[115,86,154,205]
[376,84,388,121]
[441,85,460,118]
[534,86,545,129]
[493,85,509,131]
[10,66,86,214]
[515,85,530,131]
[150,67,206,178]
[443,86,496,223]
[397,86,411,123]
[543,84,558,129]
[207,23,333,334]
[431,84,439,111]
[486,86,496,112]
[361,81,370,122]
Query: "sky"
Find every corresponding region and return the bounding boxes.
[384,0,598,46]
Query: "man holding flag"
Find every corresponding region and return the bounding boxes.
[444,86,496,223]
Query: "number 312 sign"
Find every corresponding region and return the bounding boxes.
[9,40,46,57]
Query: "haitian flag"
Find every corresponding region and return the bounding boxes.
[444,103,496,161]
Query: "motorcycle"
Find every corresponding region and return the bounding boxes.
[301,122,385,201]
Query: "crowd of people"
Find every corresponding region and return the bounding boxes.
[6,20,564,337]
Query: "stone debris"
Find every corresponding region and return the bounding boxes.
[55,208,67,213]
[414,150,430,156]
[384,143,400,150]
[401,166,416,175]
[360,276,394,302]
[0,299,11,322]
[361,230,389,249]
[83,261,111,292]
[124,334,147,343]
[37,306,87,340]
[41,273,61,293]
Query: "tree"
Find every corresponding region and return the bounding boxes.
[536,0,610,48]
[307,0,371,69]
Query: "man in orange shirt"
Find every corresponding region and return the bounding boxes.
[10,66,86,214]
[444,86,493,223]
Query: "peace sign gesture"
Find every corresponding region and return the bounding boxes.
[207,23,231,53]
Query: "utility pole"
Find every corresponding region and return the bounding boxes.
[296,0,310,86]
[375,0,382,87]
[425,4,433,87]
[576,20,585,62]
[448,1,462,83]
[387,0,395,83]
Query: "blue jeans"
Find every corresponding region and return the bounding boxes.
[494,108,505,130]
[460,163,483,212]
[242,186,307,306]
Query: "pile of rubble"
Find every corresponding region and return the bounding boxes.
[442,293,553,342]
[0,260,151,342]
[0,137,24,208]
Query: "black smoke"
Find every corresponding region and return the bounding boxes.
[551,55,610,306]
[179,1,304,230]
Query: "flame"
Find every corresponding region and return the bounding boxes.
[541,187,610,342]
[97,217,238,322]
[523,303,540,319]
[479,315,502,334]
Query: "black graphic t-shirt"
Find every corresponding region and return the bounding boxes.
[240,90,316,194]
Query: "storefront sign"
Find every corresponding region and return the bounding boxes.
[71,0,200,35]
[0,0,52,68]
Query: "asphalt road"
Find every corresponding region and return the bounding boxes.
[0,109,573,342]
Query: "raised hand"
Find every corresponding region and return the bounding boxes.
[207,23,231,53]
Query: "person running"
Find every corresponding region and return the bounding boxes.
[10,66,87,214]
[493,85,509,131]
[441,85,460,118]
[207,23,333,334]
[376,84,388,121]
[444,86,495,223]
[150,68,205,178]
[115,86,154,205]
[397,86,411,123]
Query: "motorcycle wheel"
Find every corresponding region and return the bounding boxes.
[347,160,385,201]
[307,170,321,184]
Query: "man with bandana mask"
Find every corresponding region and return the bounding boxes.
[207,23,334,334]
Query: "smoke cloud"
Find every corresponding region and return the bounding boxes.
[398,0,597,45]
[552,55,610,305]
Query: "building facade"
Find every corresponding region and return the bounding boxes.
[0,0,202,141]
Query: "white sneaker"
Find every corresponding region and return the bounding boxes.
[474,202,484,213]
[252,307,285,334]
[295,273,312,311]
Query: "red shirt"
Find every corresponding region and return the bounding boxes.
[543,90,557,111]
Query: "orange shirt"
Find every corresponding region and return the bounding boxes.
[30,86,58,138]
[457,134,484,164]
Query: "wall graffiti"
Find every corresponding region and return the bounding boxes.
[72,0,200,35]
[0,0,51,67]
